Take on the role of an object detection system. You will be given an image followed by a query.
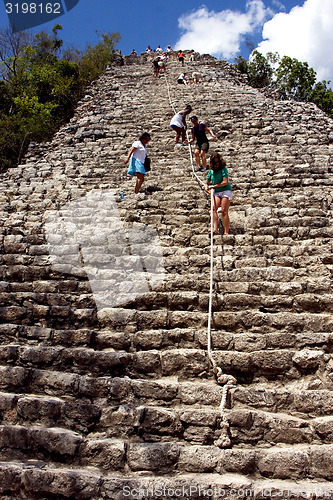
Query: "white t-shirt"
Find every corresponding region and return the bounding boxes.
[132,140,147,163]
[170,112,184,128]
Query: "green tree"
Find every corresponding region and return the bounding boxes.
[309,80,333,117]
[275,56,316,101]
[79,32,121,84]
[235,55,248,75]
[0,25,120,172]
[234,51,333,117]
[247,50,274,88]
[0,27,32,81]
[0,93,56,166]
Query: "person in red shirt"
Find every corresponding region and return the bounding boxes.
[178,50,185,66]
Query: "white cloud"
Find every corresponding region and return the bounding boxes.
[256,0,333,83]
[175,0,273,59]
[271,0,286,11]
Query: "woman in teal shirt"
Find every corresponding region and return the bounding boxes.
[204,153,232,235]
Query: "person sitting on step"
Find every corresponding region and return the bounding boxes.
[177,72,188,85]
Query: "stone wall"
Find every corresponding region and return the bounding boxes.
[0,53,333,499]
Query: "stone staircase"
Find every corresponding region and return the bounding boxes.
[0,53,333,498]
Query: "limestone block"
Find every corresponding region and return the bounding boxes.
[234,334,267,352]
[141,407,183,436]
[0,307,26,321]
[219,448,257,474]
[292,349,325,370]
[97,308,136,327]
[183,425,215,444]
[79,438,125,470]
[179,381,224,406]
[0,462,23,496]
[131,379,178,403]
[33,426,82,457]
[161,349,208,377]
[258,447,309,479]
[132,351,161,375]
[178,445,220,472]
[214,351,252,373]
[127,442,179,472]
[252,350,293,375]
[21,466,100,499]
[179,409,218,427]
[309,444,333,479]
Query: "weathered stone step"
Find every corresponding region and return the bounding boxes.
[0,320,330,356]
[225,408,333,447]
[0,392,101,435]
[1,461,333,500]
[95,327,332,354]
[0,367,227,407]
[232,385,333,416]
[0,425,125,471]
[0,343,330,383]
[98,307,333,335]
[0,344,215,379]
[97,403,333,447]
[1,425,332,481]
[2,388,332,448]
[0,303,97,327]
[0,323,95,347]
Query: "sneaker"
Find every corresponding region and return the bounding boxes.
[174,143,182,147]
[195,166,205,172]
[181,141,188,146]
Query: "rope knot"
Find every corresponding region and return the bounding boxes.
[214,416,231,448]
[217,373,237,386]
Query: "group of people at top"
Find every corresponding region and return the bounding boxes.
[145,45,173,54]
[124,103,232,235]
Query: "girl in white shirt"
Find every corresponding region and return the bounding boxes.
[169,105,192,145]
[124,132,151,194]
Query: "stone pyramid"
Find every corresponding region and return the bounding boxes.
[0,50,333,499]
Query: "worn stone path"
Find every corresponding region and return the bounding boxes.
[0,52,333,499]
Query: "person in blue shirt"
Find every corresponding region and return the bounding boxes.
[205,153,232,235]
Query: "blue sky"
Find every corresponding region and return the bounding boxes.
[1,0,333,83]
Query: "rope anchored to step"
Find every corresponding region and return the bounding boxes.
[163,70,237,447]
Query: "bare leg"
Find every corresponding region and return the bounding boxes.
[221,197,231,234]
[201,150,207,169]
[173,126,182,144]
[194,149,200,167]
[134,173,144,194]
[212,195,221,233]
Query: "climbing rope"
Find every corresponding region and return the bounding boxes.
[162,68,237,446]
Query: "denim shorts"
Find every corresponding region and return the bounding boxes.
[213,190,233,201]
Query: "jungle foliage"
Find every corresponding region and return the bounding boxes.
[0,25,120,171]
[235,51,333,118]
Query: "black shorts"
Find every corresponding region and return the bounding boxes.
[196,141,209,152]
